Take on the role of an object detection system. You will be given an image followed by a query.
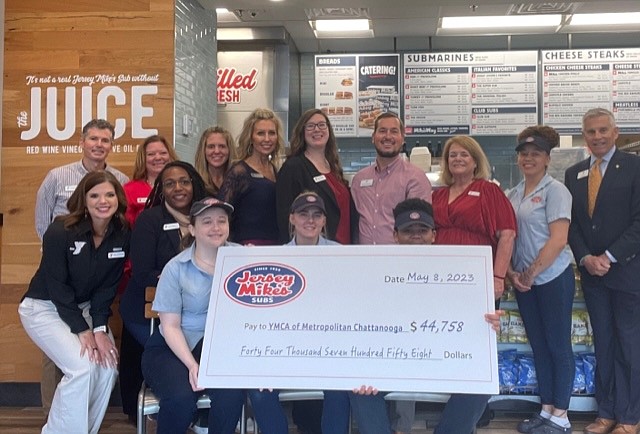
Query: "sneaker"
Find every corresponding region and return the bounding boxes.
[530,419,572,434]
[189,423,209,434]
[518,414,547,433]
[235,417,255,433]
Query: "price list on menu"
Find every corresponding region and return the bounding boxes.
[314,55,358,137]
[542,48,640,134]
[403,51,538,136]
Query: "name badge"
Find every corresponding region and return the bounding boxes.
[577,169,589,180]
[468,190,480,197]
[64,184,77,192]
[108,251,126,259]
[137,197,148,204]
[250,172,264,178]
[313,175,326,183]
[163,222,180,231]
[360,179,374,187]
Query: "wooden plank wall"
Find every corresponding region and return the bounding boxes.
[1,0,175,382]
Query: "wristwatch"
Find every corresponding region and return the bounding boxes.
[93,325,108,333]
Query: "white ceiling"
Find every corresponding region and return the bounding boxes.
[200,0,640,52]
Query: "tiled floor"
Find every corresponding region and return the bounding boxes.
[0,406,596,434]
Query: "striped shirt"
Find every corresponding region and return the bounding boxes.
[35,160,129,239]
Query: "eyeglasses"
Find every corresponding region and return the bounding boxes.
[304,122,328,131]
[162,178,192,190]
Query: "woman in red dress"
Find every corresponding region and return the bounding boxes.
[431,134,516,434]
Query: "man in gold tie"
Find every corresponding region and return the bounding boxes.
[565,108,640,434]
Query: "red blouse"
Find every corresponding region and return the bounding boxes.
[123,179,152,229]
[325,172,351,245]
[432,179,516,256]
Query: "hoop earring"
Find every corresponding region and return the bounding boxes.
[248,143,254,155]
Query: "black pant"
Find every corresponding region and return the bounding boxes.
[119,325,144,422]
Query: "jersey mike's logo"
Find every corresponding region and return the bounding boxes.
[224,263,305,307]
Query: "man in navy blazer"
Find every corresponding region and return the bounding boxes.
[565,108,640,434]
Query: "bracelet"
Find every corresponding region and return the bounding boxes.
[493,275,505,280]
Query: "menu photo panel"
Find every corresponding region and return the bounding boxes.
[315,54,400,137]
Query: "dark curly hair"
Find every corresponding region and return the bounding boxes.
[517,125,560,152]
[145,161,208,209]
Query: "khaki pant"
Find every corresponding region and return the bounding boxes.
[20,298,118,433]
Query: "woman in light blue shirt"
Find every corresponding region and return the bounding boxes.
[507,126,575,434]
[142,197,287,434]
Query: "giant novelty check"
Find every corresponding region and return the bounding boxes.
[198,245,499,394]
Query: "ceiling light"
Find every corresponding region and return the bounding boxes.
[438,14,561,35]
[310,19,373,38]
[315,19,370,31]
[216,8,241,23]
[570,12,640,26]
[442,14,561,29]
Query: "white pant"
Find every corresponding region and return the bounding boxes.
[19,298,118,434]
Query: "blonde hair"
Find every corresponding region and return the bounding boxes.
[439,135,492,186]
[132,135,177,180]
[194,126,237,188]
[236,108,285,163]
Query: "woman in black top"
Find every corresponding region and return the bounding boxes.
[276,108,357,244]
[118,161,207,424]
[219,108,285,245]
[19,171,130,434]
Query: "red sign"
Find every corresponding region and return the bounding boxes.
[217,67,259,104]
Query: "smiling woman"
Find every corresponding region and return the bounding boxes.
[194,126,237,196]
[507,126,575,433]
[219,108,286,245]
[118,161,208,422]
[431,135,517,433]
[276,108,357,245]
[18,171,130,434]
[123,135,177,227]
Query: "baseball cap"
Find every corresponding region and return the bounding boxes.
[190,197,234,217]
[395,209,435,231]
[290,192,326,215]
[515,135,555,154]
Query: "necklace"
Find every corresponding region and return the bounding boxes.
[195,253,216,269]
[305,151,330,171]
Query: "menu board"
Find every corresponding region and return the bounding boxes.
[315,54,400,137]
[542,48,640,134]
[403,51,538,136]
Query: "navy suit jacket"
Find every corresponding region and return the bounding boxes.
[565,149,640,291]
[119,205,182,325]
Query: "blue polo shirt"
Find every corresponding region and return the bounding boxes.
[508,173,572,285]
[153,242,239,350]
